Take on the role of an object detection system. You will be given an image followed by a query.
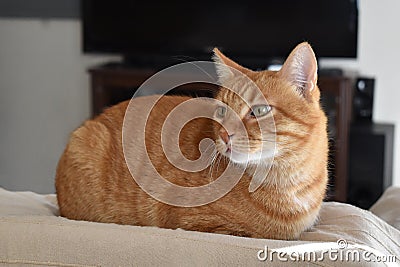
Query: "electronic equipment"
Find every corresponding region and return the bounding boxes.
[353,77,375,122]
[347,123,394,209]
[82,0,358,67]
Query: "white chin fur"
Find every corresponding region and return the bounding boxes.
[225,150,251,164]
[216,139,274,165]
[222,149,271,165]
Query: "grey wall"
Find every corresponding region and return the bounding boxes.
[0,19,119,193]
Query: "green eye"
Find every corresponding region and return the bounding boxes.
[216,106,227,118]
[250,105,271,118]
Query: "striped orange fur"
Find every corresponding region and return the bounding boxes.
[56,42,328,240]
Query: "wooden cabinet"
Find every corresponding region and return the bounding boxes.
[319,77,352,202]
[88,64,352,202]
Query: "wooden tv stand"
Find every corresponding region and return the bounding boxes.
[88,64,352,202]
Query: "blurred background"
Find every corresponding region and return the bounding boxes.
[0,0,398,209]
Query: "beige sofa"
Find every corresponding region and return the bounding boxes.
[1,187,399,266]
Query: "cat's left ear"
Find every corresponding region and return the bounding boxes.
[279,42,318,97]
[213,48,251,84]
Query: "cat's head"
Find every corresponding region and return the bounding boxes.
[212,42,324,166]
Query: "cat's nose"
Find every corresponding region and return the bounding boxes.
[219,129,234,144]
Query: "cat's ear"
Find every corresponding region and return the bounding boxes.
[213,48,251,84]
[279,42,318,96]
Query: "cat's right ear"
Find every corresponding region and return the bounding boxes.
[279,42,318,98]
[213,48,250,85]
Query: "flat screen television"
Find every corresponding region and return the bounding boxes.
[82,0,358,68]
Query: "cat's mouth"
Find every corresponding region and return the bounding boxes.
[222,146,253,164]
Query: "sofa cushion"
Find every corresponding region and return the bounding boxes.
[370,186,400,230]
[1,187,399,266]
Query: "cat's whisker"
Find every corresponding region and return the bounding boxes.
[256,138,277,142]
[215,153,221,174]
[223,154,229,165]
[233,141,261,146]
[208,159,214,182]
[234,138,276,143]
[210,150,222,181]
[208,149,218,167]
[202,142,216,157]
[270,130,313,136]
[207,152,216,182]
[207,149,217,165]
[184,60,217,83]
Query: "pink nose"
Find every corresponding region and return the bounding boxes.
[219,129,234,144]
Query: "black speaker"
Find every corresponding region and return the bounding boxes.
[348,123,394,209]
[353,77,375,122]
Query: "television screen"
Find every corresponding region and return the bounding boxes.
[82,0,358,66]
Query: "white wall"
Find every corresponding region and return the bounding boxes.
[321,0,400,187]
[0,19,119,193]
[0,0,399,193]
[359,0,400,186]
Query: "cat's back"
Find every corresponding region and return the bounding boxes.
[55,95,193,223]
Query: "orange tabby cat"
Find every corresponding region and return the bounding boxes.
[56,42,328,240]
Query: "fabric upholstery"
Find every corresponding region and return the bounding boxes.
[1,187,399,266]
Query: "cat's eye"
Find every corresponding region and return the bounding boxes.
[215,106,227,118]
[249,105,272,118]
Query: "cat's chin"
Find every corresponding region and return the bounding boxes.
[221,149,272,165]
